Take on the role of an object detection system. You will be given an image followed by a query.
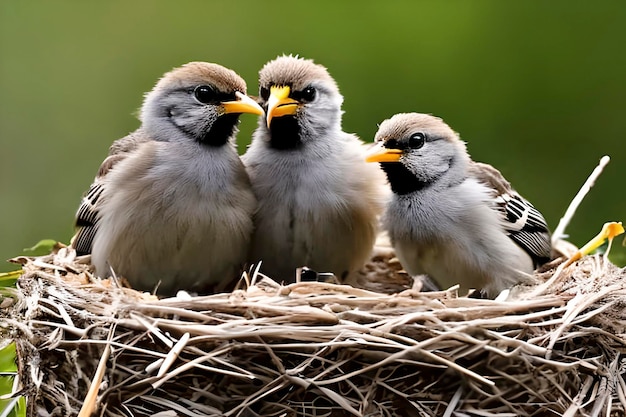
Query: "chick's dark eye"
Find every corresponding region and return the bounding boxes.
[300,86,316,102]
[409,132,426,149]
[194,85,217,104]
[260,86,270,101]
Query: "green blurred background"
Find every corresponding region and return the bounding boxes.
[1,1,624,272]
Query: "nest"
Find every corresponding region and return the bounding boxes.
[3,242,626,417]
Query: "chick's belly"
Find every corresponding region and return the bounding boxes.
[113,218,241,288]
[393,239,487,292]
[250,206,366,281]
[293,219,358,277]
[104,189,251,290]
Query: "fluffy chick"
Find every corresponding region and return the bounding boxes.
[367,113,551,298]
[72,62,263,295]
[243,55,387,282]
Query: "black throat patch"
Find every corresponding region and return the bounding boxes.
[199,113,240,147]
[380,162,431,195]
[268,117,302,150]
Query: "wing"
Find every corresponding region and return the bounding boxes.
[496,192,552,266]
[71,130,147,255]
[470,161,552,266]
[72,181,105,255]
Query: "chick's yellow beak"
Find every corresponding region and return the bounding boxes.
[365,142,403,163]
[221,91,264,116]
[266,85,299,128]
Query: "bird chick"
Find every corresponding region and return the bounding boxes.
[72,62,263,296]
[243,55,387,283]
[366,113,551,298]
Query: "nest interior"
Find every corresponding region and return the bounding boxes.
[3,245,626,417]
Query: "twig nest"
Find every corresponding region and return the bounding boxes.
[4,246,626,416]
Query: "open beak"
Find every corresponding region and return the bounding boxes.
[266,85,299,128]
[365,142,403,163]
[221,91,264,116]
